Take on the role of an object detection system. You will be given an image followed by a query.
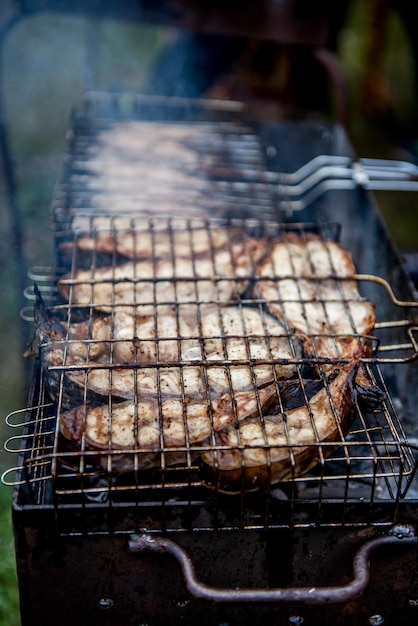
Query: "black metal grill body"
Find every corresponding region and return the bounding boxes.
[12,517,418,626]
[7,95,418,625]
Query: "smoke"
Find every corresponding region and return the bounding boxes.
[0,5,170,415]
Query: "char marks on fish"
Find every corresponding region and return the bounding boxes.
[35,225,379,488]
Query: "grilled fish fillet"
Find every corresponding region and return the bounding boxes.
[41,346,208,404]
[199,234,377,491]
[256,233,376,360]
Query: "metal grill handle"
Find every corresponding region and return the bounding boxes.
[275,156,418,212]
[128,525,417,605]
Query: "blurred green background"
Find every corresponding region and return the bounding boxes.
[1,1,417,624]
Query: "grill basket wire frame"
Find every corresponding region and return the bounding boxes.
[2,97,418,513]
[4,94,415,526]
[3,216,418,537]
[53,92,418,228]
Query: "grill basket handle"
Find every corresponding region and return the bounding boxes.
[128,525,417,605]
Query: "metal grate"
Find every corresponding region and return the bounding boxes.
[4,216,418,535]
[3,95,418,536]
[53,93,418,226]
[54,95,280,227]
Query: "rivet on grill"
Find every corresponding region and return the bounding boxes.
[369,615,384,625]
[98,598,114,610]
[390,524,414,539]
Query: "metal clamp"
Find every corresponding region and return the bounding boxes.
[128,525,417,605]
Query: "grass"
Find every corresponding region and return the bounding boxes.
[0,487,19,626]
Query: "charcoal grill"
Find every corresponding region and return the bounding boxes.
[2,4,418,626]
[2,92,418,626]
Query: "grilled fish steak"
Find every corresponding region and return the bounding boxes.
[201,306,301,393]
[55,305,199,364]
[59,226,251,264]
[200,361,361,492]
[58,232,266,314]
[38,299,301,404]
[60,383,277,471]
[36,226,379,488]
[256,233,376,360]
[198,234,378,491]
